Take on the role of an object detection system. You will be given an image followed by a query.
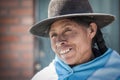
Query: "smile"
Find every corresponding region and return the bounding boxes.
[59,48,72,55]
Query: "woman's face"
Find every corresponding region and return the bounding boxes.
[49,19,96,65]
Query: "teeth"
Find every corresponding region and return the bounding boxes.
[59,48,71,55]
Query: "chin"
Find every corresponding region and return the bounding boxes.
[64,60,76,65]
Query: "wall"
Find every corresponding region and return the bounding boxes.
[0,0,34,80]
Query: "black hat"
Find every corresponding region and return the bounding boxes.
[30,0,115,37]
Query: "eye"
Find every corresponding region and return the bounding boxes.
[50,33,57,38]
[64,28,72,34]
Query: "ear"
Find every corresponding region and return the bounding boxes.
[87,22,97,39]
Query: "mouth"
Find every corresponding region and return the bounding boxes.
[59,48,72,55]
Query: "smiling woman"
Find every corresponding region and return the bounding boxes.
[31,0,120,80]
[49,18,96,66]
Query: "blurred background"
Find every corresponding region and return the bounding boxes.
[0,0,119,80]
[0,0,34,80]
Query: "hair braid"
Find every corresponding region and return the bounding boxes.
[94,28,107,54]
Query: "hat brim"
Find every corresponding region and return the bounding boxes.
[30,13,115,37]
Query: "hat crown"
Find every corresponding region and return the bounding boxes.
[48,0,93,17]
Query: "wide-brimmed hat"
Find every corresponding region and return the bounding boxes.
[30,0,115,37]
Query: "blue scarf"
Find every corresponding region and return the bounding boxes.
[54,48,120,80]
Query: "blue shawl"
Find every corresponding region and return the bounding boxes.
[54,48,120,80]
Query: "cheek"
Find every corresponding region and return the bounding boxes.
[50,39,57,52]
[66,31,78,40]
[73,34,91,52]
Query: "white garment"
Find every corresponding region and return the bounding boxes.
[31,60,58,80]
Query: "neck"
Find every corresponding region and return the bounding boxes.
[69,52,95,68]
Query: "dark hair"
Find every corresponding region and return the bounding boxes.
[93,28,107,54]
[68,17,107,55]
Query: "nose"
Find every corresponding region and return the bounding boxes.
[56,35,67,47]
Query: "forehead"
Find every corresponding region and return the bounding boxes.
[50,19,77,30]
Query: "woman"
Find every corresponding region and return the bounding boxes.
[49,18,96,66]
[30,0,120,80]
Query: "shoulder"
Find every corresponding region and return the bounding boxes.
[88,48,120,80]
[31,60,58,80]
[107,49,120,65]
